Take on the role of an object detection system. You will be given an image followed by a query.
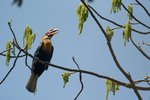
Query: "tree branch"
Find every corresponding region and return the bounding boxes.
[130,37,150,60]
[0,48,13,54]
[72,57,84,100]
[135,0,150,17]
[143,41,150,46]
[8,22,21,49]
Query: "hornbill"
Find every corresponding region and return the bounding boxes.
[26,28,59,93]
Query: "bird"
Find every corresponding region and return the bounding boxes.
[26,28,59,93]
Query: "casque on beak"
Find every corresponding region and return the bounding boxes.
[49,28,59,36]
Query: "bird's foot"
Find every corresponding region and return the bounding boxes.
[34,57,39,63]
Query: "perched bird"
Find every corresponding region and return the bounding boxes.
[26,28,59,93]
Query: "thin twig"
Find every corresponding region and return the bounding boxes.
[74,72,83,100]
[130,23,140,25]
[130,3,138,5]
[0,53,26,58]
[0,50,21,84]
[135,0,150,17]
[25,45,32,70]
[134,76,150,85]
[72,57,80,70]
[110,26,122,31]
[130,37,150,60]
[72,57,84,100]
[8,22,21,49]
[0,48,13,54]
[143,41,150,46]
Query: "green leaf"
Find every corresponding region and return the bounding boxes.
[127,4,133,20]
[76,2,88,35]
[105,77,119,100]
[110,0,122,14]
[105,26,114,41]
[23,25,35,49]
[105,78,111,100]
[9,18,13,23]
[124,20,132,46]
[111,82,118,95]
[5,41,11,66]
[62,72,70,88]
[145,72,147,76]
[27,34,35,49]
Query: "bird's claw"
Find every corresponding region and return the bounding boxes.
[34,57,39,64]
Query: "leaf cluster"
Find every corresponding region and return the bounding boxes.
[62,72,70,88]
[23,25,36,49]
[124,20,131,46]
[105,26,114,41]
[5,41,15,66]
[110,0,122,14]
[5,41,11,66]
[105,78,119,100]
[76,2,88,35]
[127,4,133,21]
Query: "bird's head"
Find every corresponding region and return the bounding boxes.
[41,28,59,42]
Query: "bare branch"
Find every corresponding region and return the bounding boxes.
[143,41,150,46]
[72,57,84,100]
[130,37,150,60]
[0,53,26,58]
[25,45,32,70]
[130,23,140,25]
[0,48,13,54]
[135,0,150,17]
[110,26,122,31]
[130,3,138,5]
[0,50,21,84]
[8,22,21,49]
[72,57,80,70]
[134,76,150,85]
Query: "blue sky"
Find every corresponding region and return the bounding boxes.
[0,0,150,100]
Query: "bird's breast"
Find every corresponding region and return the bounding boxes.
[42,39,52,53]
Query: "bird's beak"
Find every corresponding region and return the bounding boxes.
[51,28,59,35]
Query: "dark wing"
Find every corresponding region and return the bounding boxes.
[34,42,44,57]
[45,46,54,70]
[31,42,44,73]
[49,45,54,61]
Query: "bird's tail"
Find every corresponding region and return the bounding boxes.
[26,72,38,93]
